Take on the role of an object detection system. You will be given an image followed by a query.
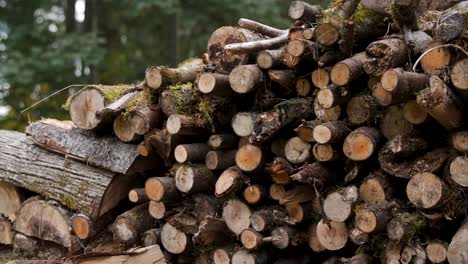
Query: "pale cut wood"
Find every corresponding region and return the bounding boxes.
[236,144,264,172]
[112,203,153,245]
[240,228,271,250]
[213,244,238,264]
[449,156,468,187]
[250,206,295,233]
[128,188,149,203]
[145,177,180,203]
[313,143,341,162]
[284,136,311,164]
[288,1,322,21]
[26,119,155,174]
[166,114,210,135]
[313,121,349,144]
[232,112,258,137]
[426,240,447,263]
[208,134,237,150]
[222,199,251,235]
[451,58,468,94]
[243,184,266,205]
[311,67,331,89]
[215,166,246,198]
[285,202,316,223]
[314,23,340,47]
[295,77,312,97]
[0,130,132,219]
[231,250,269,264]
[114,106,161,142]
[343,127,381,161]
[323,185,359,222]
[13,233,67,260]
[0,182,23,222]
[380,68,429,103]
[229,65,264,94]
[257,49,283,70]
[175,164,215,194]
[174,143,209,163]
[145,58,204,89]
[149,201,167,220]
[355,201,395,234]
[193,216,235,248]
[407,172,445,209]
[295,120,323,143]
[359,171,392,204]
[316,219,348,251]
[161,223,189,255]
[0,215,13,245]
[308,223,326,252]
[447,221,468,264]
[452,131,468,153]
[331,52,367,86]
[197,72,231,95]
[317,85,351,109]
[206,149,237,170]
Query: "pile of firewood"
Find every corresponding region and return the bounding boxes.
[0,0,467,263]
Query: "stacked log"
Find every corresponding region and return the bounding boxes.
[1,0,467,263]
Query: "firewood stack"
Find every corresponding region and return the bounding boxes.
[0,0,467,263]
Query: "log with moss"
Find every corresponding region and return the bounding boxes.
[145,58,204,90]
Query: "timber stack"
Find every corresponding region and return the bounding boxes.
[1,0,467,263]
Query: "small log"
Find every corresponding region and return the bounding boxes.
[346,95,379,126]
[314,97,342,121]
[271,226,298,249]
[193,216,234,247]
[291,162,333,185]
[426,240,448,263]
[420,41,451,75]
[378,135,448,179]
[237,18,286,37]
[112,203,153,245]
[447,220,468,264]
[312,143,341,162]
[67,84,136,130]
[314,23,340,47]
[373,82,398,106]
[213,244,239,264]
[279,185,315,206]
[145,177,180,203]
[145,58,204,90]
[323,185,359,222]
[386,212,426,241]
[363,38,409,76]
[161,223,190,255]
[232,112,258,137]
[450,58,468,96]
[141,228,161,247]
[215,166,246,198]
[243,184,267,205]
[380,68,429,103]
[250,97,315,144]
[286,39,318,60]
[269,184,286,201]
[166,213,199,235]
[149,201,169,220]
[317,85,351,109]
[302,27,315,40]
[206,150,237,170]
[343,127,381,161]
[208,134,238,150]
[236,144,265,172]
[224,34,288,54]
[257,48,284,70]
[141,128,182,166]
[288,1,322,21]
[331,52,367,86]
[166,114,210,135]
[268,69,295,93]
[355,201,396,233]
[266,157,294,185]
[359,171,393,204]
[349,227,369,246]
[0,215,13,245]
[311,67,331,89]
[240,228,273,250]
[231,250,269,264]
[452,131,468,153]
[128,188,149,203]
[417,75,464,130]
[308,223,326,252]
[174,143,209,163]
[406,172,447,209]
[222,199,251,235]
[316,219,348,251]
[313,120,350,144]
[449,156,468,187]
[197,72,231,95]
[295,120,322,143]
[284,136,312,164]
[175,164,215,194]
[402,100,429,125]
[229,65,264,94]
[114,106,161,142]
[26,119,155,174]
[250,206,295,233]
[71,212,113,240]
[0,182,23,222]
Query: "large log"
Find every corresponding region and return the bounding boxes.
[447,220,468,264]
[26,119,158,174]
[0,130,134,219]
[64,245,167,264]
[145,58,204,90]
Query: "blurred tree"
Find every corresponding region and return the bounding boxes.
[0,0,330,130]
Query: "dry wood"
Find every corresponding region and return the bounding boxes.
[161,223,190,255]
[295,120,322,143]
[451,58,468,95]
[363,38,409,76]
[197,73,231,95]
[0,182,23,222]
[145,177,180,203]
[286,39,318,61]
[232,112,258,137]
[308,223,326,252]
[317,85,351,109]
[291,162,333,185]
[141,128,184,166]
[318,51,340,67]
[312,143,341,162]
[311,67,331,89]
[215,166,246,197]
[128,188,149,203]
[288,1,322,21]
[417,75,464,130]
[231,249,269,264]
[313,120,349,144]
[420,41,451,75]
[323,185,359,222]
[257,48,284,70]
[449,156,468,187]
[406,172,446,209]
[266,157,294,185]
[237,18,286,37]
[314,97,342,122]
[236,144,265,172]
[71,213,104,240]
[229,65,264,94]
[224,34,288,54]
[250,206,295,233]
[380,68,429,103]
[240,228,272,250]
[402,100,429,125]
[26,119,155,174]
[355,201,396,233]
[174,143,209,163]
[145,58,204,90]
[302,27,315,40]
[243,184,266,205]
[208,134,237,150]
[206,149,237,170]
[425,240,447,263]
[346,95,378,126]
[268,69,295,92]
[316,219,348,251]
[343,127,381,161]
[285,202,317,223]
[222,199,251,235]
[378,135,448,179]
[112,203,153,245]
[166,213,199,235]
[452,131,468,153]
[359,171,392,204]
[175,164,215,194]
[166,114,210,135]
[447,220,468,264]
[284,136,312,164]
[149,201,169,220]
[193,217,234,248]
[114,106,161,142]
[271,226,297,249]
[380,105,415,140]
[141,228,161,247]
[0,215,13,245]
[331,52,367,86]
[314,23,340,47]
[13,233,67,260]
[269,184,286,201]
[349,227,369,246]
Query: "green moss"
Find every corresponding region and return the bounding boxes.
[352,4,387,28]
[61,194,76,210]
[124,87,153,113]
[168,82,196,114]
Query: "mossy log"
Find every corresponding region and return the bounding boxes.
[145,58,204,90]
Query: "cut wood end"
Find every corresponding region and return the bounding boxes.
[381,69,399,92]
[213,249,231,264]
[149,201,166,219]
[71,215,91,240]
[313,124,332,143]
[359,178,385,204]
[232,112,256,137]
[236,144,263,172]
[403,100,428,125]
[296,78,312,97]
[128,189,141,203]
[250,214,266,232]
[323,192,352,222]
[198,73,216,93]
[161,223,188,254]
[421,45,451,75]
[270,184,286,201]
[313,143,334,161]
[145,66,163,89]
[174,145,189,163]
[69,88,105,129]
[232,250,255,264]
[450,156,468,187]
[373,84,392,106]
[317,89,335,109]
[343,131,376,161]
[175,165,196,193]
[286,203,304,223]
[137,144,150,157]
[355,208,377,233]
[316,219,348,250]
[406,172,443,209]
[215,167,240,196]
[312,68,330,89]
[243,185,262,204]
[287,39,306,57]
[331,63,350,86]
[315,23,339,46]
[426,241,447,263]
[222,199,251,235]
[240,229,260,249]
[288,1,306,20]
[271,227,290,249]
[451,59,468,90]
[257,51,273,69]
[166,115,182,134]
[285,137,311,164]
[229,65,261,94]
[145,178,165,201]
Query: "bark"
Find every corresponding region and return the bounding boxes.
[266,157,294,185]
[174,143,209,163]
[323,185,359,222]
[128,188,149,203]
[0,130,132,219]
[236,144,265,172]
[435,6,468,42]
[215,166,247,198]
[166,114,210,135]
[208,134,237,150]
[313,120,350,144]
[0,182,23,222]
[197,73,231,95]
[250,206,295,233]
[68,84,138,130]
[257,48,284,70]
[343,127,381,161]
[311,67,331,89]
[112,203,154,245]
[380,68,429,104]
[406,172,447,209]
[363,38,409,76]
[291,162,334,186]
[166,213,199,235]
[316,219,348,251]
[268,69,295,93]
[229,65,265,94]
[70,212,115,241]
[207,27,264,73]
[271,226,297,249]
[346,95,379,126]
[380,105,415,140]
[317,85,351,109]
[279,185,315,205]
[295,119,323,143]
[145,177,180,203]
[213,244,239,264]
[284,136,312,164]
[378,135,448,179]
[449,156,468,187]
[142,128,187,166]
[288,1,322,21]
[206,149,237,170]
[355,201,396,233]
[331,52,367,86]
[26,119,157,174]
[417,75,464,130]
[175,164,215,194]
[237,18,286,37]
[286,39,318,61]
[447,220,468,264]
[222,199,251,235]
[145,58,204,90]
[250,98,315,144]
[285,202,318,223]
[193,216,235,247]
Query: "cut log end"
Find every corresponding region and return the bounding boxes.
[145,178,166,202]
[403,100,428,125]
[450,156,468,187]
[243,185,264,205]
[198,73,217,94]
[222,199,251,235]
[312,68,330,89]
[69,88,105,130]
[145,66,163,89]
[285,137,311,164]
[296,78,312,97]
[149,201,166,219]
[229,65,263,94]
[161,223,188,254]
[213,248,232,264]
[426,241,447,263]
[71,214,92,240]
[451,59,468,91]
[315,23,340,47]
[269,184,286,201]
[359,178,386,205]
[452,131,468,153]
[343,127,380,161]
[240,229,262,250]
[406,172,444,209]
[316,219,348,251]
[215,167,244,197]
[232,112,257,137]
[323,192,353,222]
[420,42,451,75]
[355,208,378,233]
[236,144,263,172]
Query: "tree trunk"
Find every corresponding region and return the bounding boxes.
[290,162,333,185]
[166,114,210,135]
[243,184,267,205]
[250,206,295,233]
[174,143,209,163]
[359,170,393,204]
[308,223,327,252]
[402,100,430,125]
[450,58,468,97]
[0,130,133,219]
[113,106,161,143]
[452,131,468,153]
[313,143,342,162]
[380,105,415,140]
[420,41,451,75]
[406,172,447,209]
[425,240,448,263]
[349,227,369,245]
[65,245,167,264]
[295,120,323,143]
[314,23,340,47]
[215,166,246,198]
[380,68,429,103]
[237,18,286,38]
[26,119,157,174]
[112,203,154,245]
[314,98,342,122]
[141,228,161,247]
[313,120,350,144]
[206,149,237,170]
[386,212,426,241]
[295,77,313,97]
[232,112,258,137]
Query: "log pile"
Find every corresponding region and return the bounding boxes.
[1,0,467,263]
